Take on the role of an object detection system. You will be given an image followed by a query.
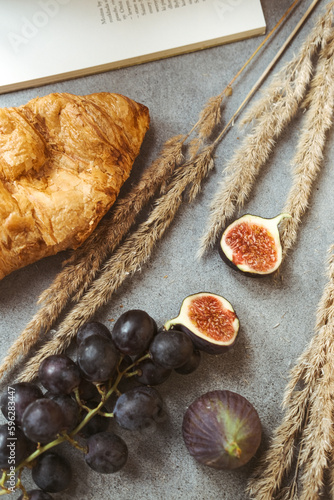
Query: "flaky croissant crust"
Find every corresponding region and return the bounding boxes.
[0,92,150,280]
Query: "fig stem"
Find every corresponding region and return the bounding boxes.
[163,318,178,331]
[273,213,291,226]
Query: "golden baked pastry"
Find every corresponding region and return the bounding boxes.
[0,92,150,280]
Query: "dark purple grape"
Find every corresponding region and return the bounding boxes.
[175,349,201,374]
[38,355,81,395]
[111,309,157,356]
[0,383,43,426]
[77,335,119,383]
[79,402,110,438]
[22,399,64,443]
[135,358,171,386]
[32,452,72,493]
[17,490,53,500]
[77,378,99,402]
[0,424,34,469]
[77,321,112,345]
[113,386,164,431]
[85,431,128,474]
[47,394,80,432]
[149,330,194,369]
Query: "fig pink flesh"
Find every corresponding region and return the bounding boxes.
[224,222,278,272]
[187,295,237,342]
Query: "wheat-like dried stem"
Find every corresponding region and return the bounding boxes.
[0,1,303,383]
[315,280,334,331]
[247,244,334,499]
[280,33,334,258]
[0,135,185,381]
[330,461,334,500]
[298,359,334,500]
[17,146,215,382]
[188,0,302,156]
[240,0,334,127]
[283,246,334,407]
[330,450,334,499]
[198,1,334,258]
[246,386,310,500]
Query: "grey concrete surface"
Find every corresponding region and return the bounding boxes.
[0,1,333,498]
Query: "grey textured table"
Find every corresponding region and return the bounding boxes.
[1,1,333,499]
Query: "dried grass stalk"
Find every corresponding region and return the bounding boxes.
[195,95,223,141]
[330,455,334,499]
[280,33,334,258]
[0,135,185,381]
[198,2,334,258]
[298,360,334,500]
[282,245,334,408]
[247,385,311,499]
[0,0,303,383]
[188,0,302,158]
[17,146,215,382]
[188,95,223,157]
[247,244,334,499]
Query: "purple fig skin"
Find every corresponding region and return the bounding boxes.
[169,324,236,355]
[182,390,261,470]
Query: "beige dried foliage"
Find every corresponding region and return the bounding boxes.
[247,386,309,500]
[198,2,334,258]
[283,250,334,407]
[0,81,220,383]
[315,276,334,331]
[0,134,185,381]
[276,485,299,500]
[185,0,299,161]
[0,0,303,384]
[197,95,223,139]
[188,95,224,157]
[280,32,334,258]
[248,244,334,500]
[298,361,334,500]
[17,146,215,382]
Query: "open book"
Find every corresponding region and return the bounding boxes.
[0,0,266,94]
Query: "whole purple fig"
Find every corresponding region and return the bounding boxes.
[182,390,261,470]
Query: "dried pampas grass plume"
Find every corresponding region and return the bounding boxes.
[198,0,334,258]
[0,1,302,383]
[17,146,215,383]
[280,32,334,257]
[185,0,302,158]
[247,244,334,499]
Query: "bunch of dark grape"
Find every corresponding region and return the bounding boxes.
[0,310,201,499]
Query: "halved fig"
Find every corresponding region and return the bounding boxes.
[164,292,239,354]
[182,390,262,470]
[219,213,291,276]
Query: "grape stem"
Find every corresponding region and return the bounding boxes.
[97,411,114,418]
[124,370,140,378]
[0,351,151,496]
[73,387,84,407]
[0,471,11,495]
[61,433,88,454]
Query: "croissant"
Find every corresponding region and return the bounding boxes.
[0,92,150,280]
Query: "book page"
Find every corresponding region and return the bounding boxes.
[0,0,265,92]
